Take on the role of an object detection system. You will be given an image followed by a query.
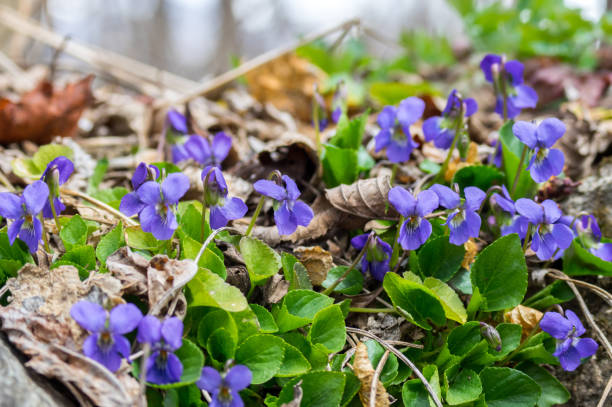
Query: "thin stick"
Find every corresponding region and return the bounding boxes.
[346,327,443,407]
[370,350,390,407]
[322,234,370,295]
[60,187,138,226]
[511,145,528,196]
[546,269,612,306]
[154,18,361,109]
[597,374,612,407]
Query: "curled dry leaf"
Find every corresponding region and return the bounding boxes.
[462,239,479,270]
[0,75,94,144]
[504,305,543,338]
[325,176,396,220]
[263,273,289,304]
[353,342,390,407]
[294,246,334,286]
[0,264,143,406]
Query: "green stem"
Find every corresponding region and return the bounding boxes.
[501,324,540,365]
[49,196,62,233]
[201,202,208,243]
[39,214,50,253]
[245,196,265,237]
[349,307,397,314]
[321,237,370,296]
[390,216,405,269]
[433,115,463,185]
[479,185,503,212]
[247,284,255,300]
[390,163,399,186]
[511,145,528,196]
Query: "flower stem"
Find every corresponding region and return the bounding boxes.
[321,236,371,296]
[501,323,541,365]
[390,163,399,186]
[39,214,50,253]
[245,196,265,237]
[49,197,62,233]
[433,115,463,185]
[349,307,397,314]
[390,216,405,269]
[511,144,528,196]
[479,185,503,212]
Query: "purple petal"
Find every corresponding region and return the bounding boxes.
[540,311,572,339]
[109,303,143,334]
[132,163,148,189]
[504,60,524,85]
[71,301,107,333]
[515,199,543,224]
[139,205,160,233]
[274,202,297,235]
[377,106,396,130]
[226,365,252,391]
[172,144,190,163]
[541,200,562,224]
[592,243,612,261]
[82,334,101,361]
[350,234,369,250]
[512,121,537,149]
[113,334,131,360]
[536,118,565,148]
[441,89,459,116]
[396,97,425,127]
[374,129,391,152]
[137,182,162,205]
[7,218,24,245]
[20,217,43,253]
[398,218,431,250]
[161,317,183,351]
[463,98,478,116]
[430,184,460,209]
[388,187,417,217]
[433,128,456,150]
[167,109,188,133]
[42,197,65,218]
[292,200,313,227]
[43,156,74,185]
[464,187,486,211]
[558,346,582,371]
[211,132,232,164]
[162,173,189,205]
[185,135,211,164]
[87,336,123,372]
[545,148,564,178]
[530,153,556,183]
[535,231,558,260]
[480,54,502,82]
[386,137,415,163]
[552,223,574,250]
[493,192,515,215]
[23,181,49,215]
[228,391,245,407]
[120,192,145,217]
[209,206,229,229]
[150,209,177,240]
[213,197,247,229]
[0,193,23,219]
[137,315,161,344]
[565,310,586,337]
[416,190,438,217]
[574,338,598,358]
[512,84,538,109]
[197,367,222,391]
[146,351,183,384]
[254,180,286,201]
[332,107,342,123]
[282,176,301,201]
[422,116,441,142]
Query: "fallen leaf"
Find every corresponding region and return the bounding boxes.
[263,273,289,304]
[0,75,94,144]
[504,305,543,338]
[294,246,334,286]
[445,141,479,181]
[462,239,479,269]
[325,176,396,220]
[353,342,389,407]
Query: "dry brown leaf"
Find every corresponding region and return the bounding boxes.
[462,239,479,269]
[0,75,94,144]
[445,142,479,181]
[353,342,390,407]
[245,53,326,122]
[263,273,289,304]
[325,176,397,220]
[294,246,334,286]
[504,305,543,338]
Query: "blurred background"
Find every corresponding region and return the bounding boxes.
[0,0,609,81]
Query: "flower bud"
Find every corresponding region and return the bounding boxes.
[480,322,502,352]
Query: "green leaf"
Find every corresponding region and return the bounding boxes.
[401,365,441,407]
[499,121,537,199]
[452,165,504,192]
[523,280,574,309]
[516,362,570,407]
[87,158,109,194]
[307,305,346,353]
[329,111,368,150]
[0,230,34,265]
[180,231,226,279]
[240,236,281,286]
[365,340,399,385]
[444,367,482,405]
[418,236,464,282]
[383,272,446,330]
[96,222,123,265]
[480,367,541,407]
[125,226,161,250]
[179,204,207,243]
[357,145,375,172]
[60,215,87,251]
[369,82,440,106]
[276,372,346,407]
[59,245,96,270]
[197,309,238,348]
[235,334,286,384]
[341,372,361,407]
[32,144,73,172]
[186,268,248,312]
[563,237,612,276]
[91,187,128,209]
[321,144,358,188]
[282,253,313,290]
[277,341,311,377]
[250,304,278,333]
[423,277,467,324]
[135,338,204,389]
[273,290,334,333]
[471,234,528,311]
[321,265,364,294]
[207,328,236,363]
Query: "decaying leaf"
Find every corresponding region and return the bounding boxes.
[353,342,390,407]
[445,141,479,181]
[294,246,334,286]
[0,75,94,144]
[263,273,289,304]
[0,264,143,406]
[504,305,543,338]
[462,239,479,269]
[325,176,396,220]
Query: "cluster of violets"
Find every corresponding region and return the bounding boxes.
[70,301,251,405]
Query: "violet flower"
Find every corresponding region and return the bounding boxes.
[0,180,49,253]
[185,132,232,167]
[488,139,503,168]
[423,89,477,149]
[120,173,190,240]
[575,214,612,261]
[313,86,329,131]
[492,185,529,239]
[138,316,184,385]
[202,166,247,229]
[165,109,190,164]
[40,156,74,219]
[119,163,160,219]
[480,54,538,119]
[513,118,565,183]
[375,97,425,163]
[331,80,347,123]
[167,109,188,134]
[388,187,439,250]
[540,309,598,371]
[430,184,485,245]
[197,365,252,407]
[70,301,143,372]
[515,198,574,260]
[351,233,392,281]
[253,175,313,235]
